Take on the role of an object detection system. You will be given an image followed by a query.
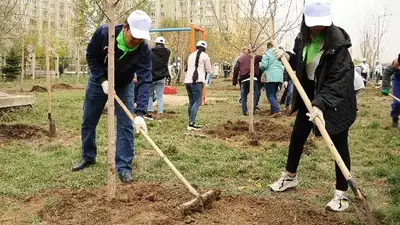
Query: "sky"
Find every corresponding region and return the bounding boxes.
[272,0,399,63]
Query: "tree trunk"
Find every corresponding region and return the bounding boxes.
[106,0,116,201]
[76,45,80,83]
[248,1,255,133]
[21,42,24,85]
[45,34,51,127]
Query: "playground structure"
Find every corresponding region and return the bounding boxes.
[149,24,207,103]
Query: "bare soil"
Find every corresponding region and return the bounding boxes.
[30,85,47,92]
[150,110,177,120]
[51,83,74,89]
[0,123,48,142]
[206,119,292,146]
[13,182,350,225]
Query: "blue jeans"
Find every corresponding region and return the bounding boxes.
[224,70,230,78]
[241,80,257,114]
[81,79,134,174]
[285,81,294,108]
[148,78,165,113]
[264,82,281,113]
[391,74,400,118]
[254,82,262,108]
[205,73,213,87]
[186,83,203,124]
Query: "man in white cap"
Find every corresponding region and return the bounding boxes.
[72,10,152,184]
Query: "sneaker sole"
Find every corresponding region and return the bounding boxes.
[187,126,202,131]
[325,204,349,212]
[269,179,299,192]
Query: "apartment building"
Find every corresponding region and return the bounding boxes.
[149,0,239,28]
[23,0,76,41]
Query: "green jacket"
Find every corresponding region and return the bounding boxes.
[260,48,284,83]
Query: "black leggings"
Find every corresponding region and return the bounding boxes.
[285,109,351,191]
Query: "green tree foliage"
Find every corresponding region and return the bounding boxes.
[2,45,21,81]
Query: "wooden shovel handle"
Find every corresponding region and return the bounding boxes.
[271,41,354,182]
[114,95,201,198]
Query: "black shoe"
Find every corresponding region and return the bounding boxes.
[118,171,133,184]
[392,117,399,128]
[243,112,249,116]
[72,160,95,171]
[187,123,202,131]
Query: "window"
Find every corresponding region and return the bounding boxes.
[30,19,36,25]
[161,4,163,8]
[161,12,165,17]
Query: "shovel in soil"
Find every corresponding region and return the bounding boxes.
[114,95,220,215]
[272,41,376,225]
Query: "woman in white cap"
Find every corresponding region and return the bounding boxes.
[270,0,357,212]
[184,40,212,130]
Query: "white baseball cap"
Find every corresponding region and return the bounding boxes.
[155,36,165,44]
[304,0,332,27]
[196,40,207,49]
[127,10,152,40]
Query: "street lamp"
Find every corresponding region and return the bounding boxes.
[377,13,392,60]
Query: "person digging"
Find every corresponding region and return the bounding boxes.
[381,53,400,128]
[269,0,357,212]
[72,10,152,184]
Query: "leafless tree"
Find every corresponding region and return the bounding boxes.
[0,0,28,41]
[359,8,390,65]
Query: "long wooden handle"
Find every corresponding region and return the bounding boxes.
[364,79,400,103]
[114,95,200,197]
[271,41,354,183]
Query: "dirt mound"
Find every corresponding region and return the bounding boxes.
[30,85,47,92]
[21,182,348,225]
[52,83,73,89]
[0,124,47,142]
[206,119,292,146]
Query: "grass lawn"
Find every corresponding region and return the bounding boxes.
[0,76,399,224]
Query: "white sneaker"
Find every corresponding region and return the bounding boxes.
[269,172,299,192]
[325,190,349,212]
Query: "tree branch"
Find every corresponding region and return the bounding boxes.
[116,0,148,20]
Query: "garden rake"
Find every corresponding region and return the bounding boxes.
[114,94,220,215]
[272,40,376,225]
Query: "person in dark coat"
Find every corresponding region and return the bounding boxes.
[233,47,259,115]
[269,0,356,212]
[253,55,263,111]
[146,36,171,118]
[381,54,400,127]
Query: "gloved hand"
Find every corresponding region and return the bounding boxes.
[134,116,147,134]
[101,81,109,95]
[273,48,289,60]
[283,81,288,89]
[381,88,389,96]
[306,106,325,127]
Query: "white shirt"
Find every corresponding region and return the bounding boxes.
[374,64,383,74]
[360,62,370,73]
[354,70,365,91]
